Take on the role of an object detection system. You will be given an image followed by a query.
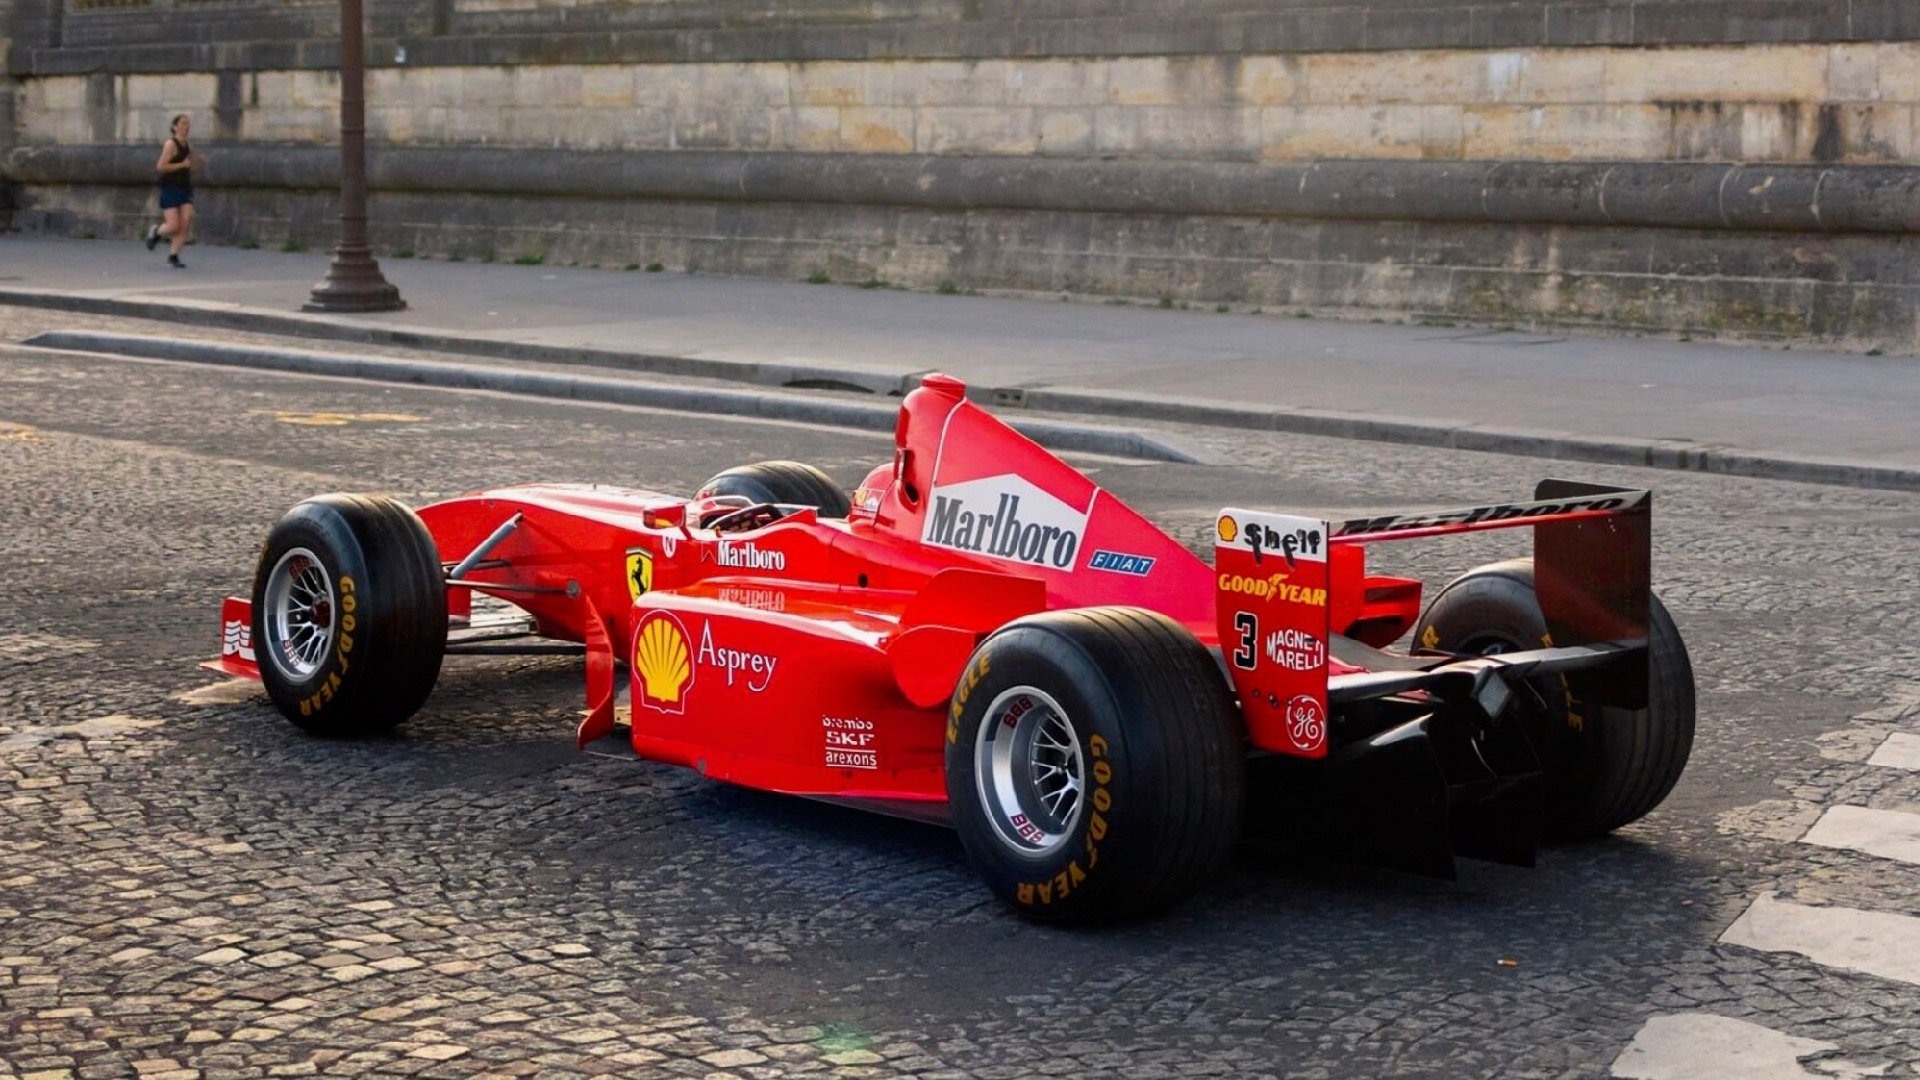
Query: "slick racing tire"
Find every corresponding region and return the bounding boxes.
[1412,559,1694,841]
[945,607,1247,923]
[251,494,447,737]
[697,460,852,518]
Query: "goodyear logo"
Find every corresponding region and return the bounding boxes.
[1217,571,1326,607]
[634,611,692,714]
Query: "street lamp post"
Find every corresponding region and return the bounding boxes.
[305,0,404,312]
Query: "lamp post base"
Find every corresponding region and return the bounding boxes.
[304,248,405,313]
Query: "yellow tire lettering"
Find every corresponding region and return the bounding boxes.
[337,632,354,656]
[1053,870,1070,898]
[298,698,312,717]
[1083,835,1099,867]
[1035,880,1053,904]
[1088,734,1108,758]
[1092,788,1111,813]
[340,592,356,614]
[1092,760,1112,785]
[1016,883,1035,905]
[338,575,355,593]
[340,613,356,634]
[1089,812,1107,841]
[1068,861,1086,886]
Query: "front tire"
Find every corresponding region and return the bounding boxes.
[945,607,1246,923]
[251,494,447,736]
[1412,559,1694,840]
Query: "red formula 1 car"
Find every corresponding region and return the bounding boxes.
[210,374,1693,922]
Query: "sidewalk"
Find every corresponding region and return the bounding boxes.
[2,235,1914,488]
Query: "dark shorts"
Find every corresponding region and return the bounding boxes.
[159,187,193,210]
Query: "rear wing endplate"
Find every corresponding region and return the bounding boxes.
[1216,481,1651,758]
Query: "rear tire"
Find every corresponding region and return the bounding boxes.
[945,607,1246,923]
[697,460,851,518]
[251,494,447,736]
[1412,559,1694,840]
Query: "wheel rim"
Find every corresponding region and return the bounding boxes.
[263,547,335,682]
[974,686,1086,855]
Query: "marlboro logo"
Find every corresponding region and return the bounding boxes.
[922,475,1090,570]
[715,541,785,571]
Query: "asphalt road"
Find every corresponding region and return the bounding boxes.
[2,344,1918,1079]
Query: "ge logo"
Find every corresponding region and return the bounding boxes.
[1285,694,1326,750]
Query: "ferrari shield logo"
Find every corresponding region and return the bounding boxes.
[625,549,653,601]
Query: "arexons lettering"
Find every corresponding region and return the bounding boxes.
[922,475,1091,570]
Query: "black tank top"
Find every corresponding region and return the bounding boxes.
[161,139,191,190]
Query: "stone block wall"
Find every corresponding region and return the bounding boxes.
[3,0,1918,347]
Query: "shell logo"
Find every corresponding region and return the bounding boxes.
[633,612,693,714]
[1217,514,1239,543]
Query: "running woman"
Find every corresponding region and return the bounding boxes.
[144,114,201,268]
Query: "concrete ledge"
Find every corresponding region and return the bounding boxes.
[13,329,1205,464]
[8,145,1919,236]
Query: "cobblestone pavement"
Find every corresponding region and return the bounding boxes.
[1,332,1918,1079]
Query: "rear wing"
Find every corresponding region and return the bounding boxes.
[1215,481,1650,758]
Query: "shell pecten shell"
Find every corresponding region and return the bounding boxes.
[635,613,692,712]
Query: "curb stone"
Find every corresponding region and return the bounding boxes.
[0,287,919,396]
[15,330,1206,465]
[3,288,1914,492]
[1010,387,1920,493]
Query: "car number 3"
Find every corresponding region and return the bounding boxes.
[1232,611,1258,670]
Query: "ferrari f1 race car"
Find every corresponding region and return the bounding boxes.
[210,373,1693,922]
